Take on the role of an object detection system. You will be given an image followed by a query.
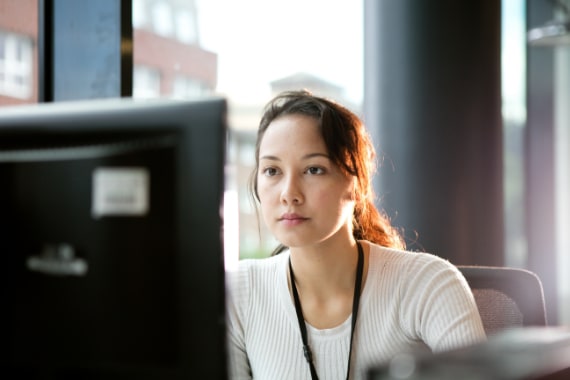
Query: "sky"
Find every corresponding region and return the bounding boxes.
[195,0,363,104]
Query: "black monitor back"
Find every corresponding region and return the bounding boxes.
[0,98,228,379]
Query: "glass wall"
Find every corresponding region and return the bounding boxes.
[503,0,570,325]
[131,0,364,266]
[552,6,570,326]
[1,0,568,324]
[502,0,527,268]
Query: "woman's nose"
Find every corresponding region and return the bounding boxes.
[280,175,303,205]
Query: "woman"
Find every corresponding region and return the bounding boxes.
[226,90,485,380]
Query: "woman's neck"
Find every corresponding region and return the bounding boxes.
[288,239,368,329]
[289,238,360,299]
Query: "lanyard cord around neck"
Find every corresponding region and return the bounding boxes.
[288,242,364,380]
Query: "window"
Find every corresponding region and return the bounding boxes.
[553,22,570,327]
[133,0,364,260]
[171,75,208,98]
[133,65,161,98]
[132,0,149,29]
[0,30,33,99]
[175,10,198,44]
[152,1,174,37]
[502,0,527,268]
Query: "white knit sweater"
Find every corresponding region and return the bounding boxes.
[226,242,486,380]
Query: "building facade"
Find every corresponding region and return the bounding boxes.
[0,0,217,105]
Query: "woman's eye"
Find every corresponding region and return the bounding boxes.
[262,167,279,176]
[306,166,325,175]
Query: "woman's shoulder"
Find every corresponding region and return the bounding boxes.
[238,251,289,271]
[227,252,289,288]
[367,242,459,275]
[365,241,469,302]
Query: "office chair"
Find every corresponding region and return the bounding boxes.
[457,265,547,335]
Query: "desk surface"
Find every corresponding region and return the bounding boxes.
[368,327,570,380]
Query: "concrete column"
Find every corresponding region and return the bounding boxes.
[364,0,504,265]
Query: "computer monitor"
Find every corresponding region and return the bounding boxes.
[368,327,570,380]
[0,97,228,379]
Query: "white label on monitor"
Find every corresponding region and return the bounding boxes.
[92,167,149,218]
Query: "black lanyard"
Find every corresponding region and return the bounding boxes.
[288,242,364,380]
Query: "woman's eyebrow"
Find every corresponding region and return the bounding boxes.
[259,155,280,161]
[303,153,330,160]
[259,153,330,161]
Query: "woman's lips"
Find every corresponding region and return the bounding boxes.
[279,213,308,226]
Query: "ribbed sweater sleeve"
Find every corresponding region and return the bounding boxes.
[225,243,486,380]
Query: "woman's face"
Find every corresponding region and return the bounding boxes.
[257,114,356,248]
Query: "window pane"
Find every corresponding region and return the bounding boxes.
[132,0,364,263]
[133,0,216,99]
[0,0,38,106]
[553,14,570,326]
[502,0,527,269]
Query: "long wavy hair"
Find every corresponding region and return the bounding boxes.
[250,90,404,255]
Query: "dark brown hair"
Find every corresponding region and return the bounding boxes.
[250,90,404,255]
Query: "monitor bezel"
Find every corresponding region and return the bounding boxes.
[0,97,228,379]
